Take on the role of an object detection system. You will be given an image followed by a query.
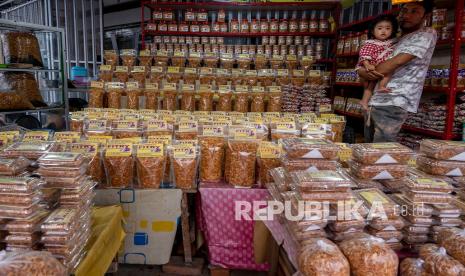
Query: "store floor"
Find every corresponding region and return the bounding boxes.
[115,264,268,276]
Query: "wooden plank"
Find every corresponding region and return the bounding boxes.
[181,192,193,263]
[209,266,230,276]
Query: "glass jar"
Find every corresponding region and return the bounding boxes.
[279,19,288,32]
[185,9,196,22]
[190,22,200,32]
[260,20,269,33]
[289,19,298,32]
[153,9,163,21]
[319,16,329,32]
[309,16,318,32]
[231,19,240,33]
[179,22,189,32]
[269,36,277,45]
[220,22,228,32]
[299,19,309,32]
[278,36,286,45]
[303,36,311,45]
[286,36,293,45]
[212,22,220,32]
[241,19,250,33]
[201,22,211,32]
[158,21,167,32]
[197,9,208,22]
[295,36,302,45]
[270,19,279,33]
[218,9,226,23]
[168,22,178,32]
[163,9,173,21]
[251,19,260,33]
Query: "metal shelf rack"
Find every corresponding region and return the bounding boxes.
[0,19,68,129]
[334,1,465,140]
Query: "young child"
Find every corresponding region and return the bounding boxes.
[357,15,398,110]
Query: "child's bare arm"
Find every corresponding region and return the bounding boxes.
[362,60,376,71]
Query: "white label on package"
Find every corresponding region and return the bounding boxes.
[304,225,322,232]
[449,152,465,161]
[302,149,324,159]
[375,154,398,164]
[386,238,400,243]
[305,166,319,173]
[372,170,394,180]
[446,168,463,176]
[383,225,397,231]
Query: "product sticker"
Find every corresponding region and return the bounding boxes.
[318,104,332,113]
[272,55,284,60]
[359,190,389,205]
[173,51,185,57]
[182,84,195,91]
[176,115,195,122]
[137,143,164,157]
[177,140,198,146]
[54,132,81,142]
[151,66,164,73]
[277,69,289,76]
[259,142,281,158]
[292,70,305,77]
[178,121,198,131]
[132,66,146,73]
[252,86,265,93]
[371,143,399,149]
[139,49,151,56]
[147,119,169,131]
[235,85,249,92]
[121,49,136,56]
[199,84,213,92]
[87,136,113,144]
[106,143,133,157]
[245,70,257,76]
[221,53,233,59]
[157,50,168,57]
[126,82,140,89]
[23,131,50,141]
[200,68,213,75]
[193,111,210,116]
[69,142,99,156]
[115,66,129,72]
[99,65,112,71]
[267,86,281,93]
[87,119,107,130]
[336,143,352,162]
[189,52,201,58]
[163,83,177,91]
[184,68,197,74]
[234,127,257,139]
[308,70,322,77]
[173,145,196,158]
[302,56,313,62]
[202,126,224,136]
[276,122,296,131]
[237,53,250,59]
[40,152,81,162]
[90,81,104,89]
[416,178,448,187]
[0,131,20,141]
[216,69,230,76]
[147,135,172,145]
[167,67,180,74]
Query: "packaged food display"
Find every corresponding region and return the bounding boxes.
[135,144,165,189]
[351,143,413,165]
[290,170,352,192]
[217,90,233,111]
[98,65,113,82]
[267,92,282,112]
[174,121,198,140]
[2,142,56,160]
[420,140,465,161]
[404,190,452,204]
[88,81,105,108]
[126,85,141,110]
[404,177,453,193]
[297,238,350,276]
[356,188,399,218]
[339,235,398,276]
[198,91,214,111]
[163,90,178,111]
[5,209,49,233]
[281,138,339,160]
[0,203,39,219]
[199,135,226,183]
[171,145,198,189]
[1,32,44,67]
[250,92,265,112]
[349,161,408,180]
[103,144,134,187]
[106,82,124,109]
[180,90,195,112]
[389,193,434,217]
[144,84,159,110]
[0,157,31,176]
[281,156,338,172]
[416,155,465,176]
[0,251,66,275]
[329,218,366,232]
[420,244,465,276]
[120,49,137,68]
[37,152,85,168]
[399,258,429,276]
[227,139,259,187]
[234,92,249,113]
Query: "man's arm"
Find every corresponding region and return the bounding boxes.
[375,53,417,75]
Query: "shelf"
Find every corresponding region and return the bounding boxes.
[142,1,339,11]
[401,125,449,139]
[0,19,64,33]
[423,86,450,94]
[314,59,335,64]
[336,53,358,58]
[334,110,363,119]
[338,8,400,31]
[0,67,61,73]
[335,82,363,87]
[0,106,65,116]
[144,30,336,37]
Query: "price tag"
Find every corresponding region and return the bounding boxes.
[132,66,146,73]
[202,126,224,136]
[234,127,256,139]
[286,55,297,61]
[136,143,164,157]
[184,68,197,74]
[145,83,158,90]
[292,70,305,77]
[90,81,104,89]
[167,67,180,74]
[245,70,257,76]
[173,145,196,158]
[267,86,281,93]
[115,66,128,72]
[151,66,164,73]
[106,143,133,157]
[235,85,249,92]
[182,84,195,91]
[126,82,140,89]
[252,86,265,93]
[163,83,177,91]
[277,69,289,76]
[99,65,112,71]
[173,51,185,57]
[139,49,151,56]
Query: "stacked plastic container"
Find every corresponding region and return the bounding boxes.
[327,195,368,243]
[356,188,405,251]
[41,208,90,272]
[417,140,465,177]
[430,203,462,242]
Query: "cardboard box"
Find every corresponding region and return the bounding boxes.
[95,188,182,265]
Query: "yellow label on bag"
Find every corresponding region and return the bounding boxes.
[87,119,107,130]
[54,132,81,142]
[259,142,281,158]
[69,142,99,156]
[314,118,329,124]
[276,122,296,131]
[319,104,332,113]
[235,85,249,92]
[199,84,212,92]
[234,127,257,139]
[151,66,164,73]
[147,120,169,131]
[309,70,322,77]
[137,143,164,157]
[200,68,213,75]
[194,111,210,116]
[215,115,232,124]
[173,145,196,158]
[336,143,352,162]
[182,84,195,91]
[216,69,230,75]
[163,83,177,91]
[0,131,20,141]
[286,55,297,61]
[126,82,140,89]
[147,135,172,145]
[359,190,389,205]
[177,140,198,146]
[252,86,265,93]
[106,143,132,157]
[245,70,257,76]
[114,120,139,130]
[87,135,113,144]
[189,52,201,58]
[267,86,281,93]
[91,81,104,89]
[115,66,129,72]
[0,137,8,148]
[167,66,180,73]
[139,49,151,56]
[23,131,50,141]
[272,55,283,60]
[371,143,399,149]
[178,121,198,131]
[202,126,224,136]
[99,65,112,71]
[132,66,146,73]
[145,83,158,90]
[184,68,197,74]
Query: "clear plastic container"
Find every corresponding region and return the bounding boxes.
[0,203,39,219]
[290,170,352,192]
[404,215,433,225]
[36,165,87,178]
[0,157,31,176]
[416,155,465,176]
[367,228,403,241]
[0,176,43,193]
[351,143,413,165]
[37,152,85,168]
[41,208,77,233]
[226,139,259,187]
[369,217,405,230]
[356,188,399,217]
[349,161,408,180]
[404,190,452,204]
[5,232,41,246]
[420,139,465,161]
[389,193,434,217]
[5,209,49,233]
[405,177,453,193]
[281,138,339,160]
[281,156,338,172]
[329,218,366,232]
[2,142,56,160]
[43,174,87,189]
[0,191,40,206]
[431,204,461,217]
[403,225,430,235]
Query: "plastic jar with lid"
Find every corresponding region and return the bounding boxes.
[262,36,269,45]
[212,22,220,32]
[241,19,250,33]
[288,45,296,55]
[297,45,305,56]
[231,19,240,33]
[210,37,217,44]
[315,51,323,60]
[264,45,272,55]
[351,34,361,54]
[278,36,286,45]
[201,22,211,32]
[269,36,277,45]
[168,22,178,32]
[295,36,302,45]
[279,19,288,32]
[190,22,200,32]
[289,19,299,32]
[272,45,280,55]
[163,9,174,21]
[170,36,178,44]
[201,37,209,44]
[185,9,196,22]
[256,45,264,54]
[251,19,260,33]
[153,9,163,21]
[185,36,193,44]
[309,16,318,32]
[303,36,311,45]
[270,19,279,33]
[306,45,314,56]
[158,21,168,32]
[319,16,329,32]
[286,36,293,45]
[147,23,157,31]
[337,36,345,55]
[299,19,309,32]
[280,45,288,56]
[343,34,352,54]
[220,23,228,33]
[197,9,208,22]
[218,9,226,23]
[162,36,170,43]
[315,39,324,52]
[360,30,368,45]
[260,20,269,33]
[179,22,189,32]
[217,37,224,44]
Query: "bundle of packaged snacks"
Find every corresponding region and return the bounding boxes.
[418,140,465,177]
[4,210,49,251]
[2,142,57,160]
[199,126,226,183]
[225,138,259,187]
[0,157,31,176]
[103,143,134,188]
[256,142,282,187]
[135,143,165,189]
[170,144,198,190]
[37,152,88,189]
[402,176,453,205]
[0,176,44,219]
[281,138,339,160]
[419,243,465,275]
